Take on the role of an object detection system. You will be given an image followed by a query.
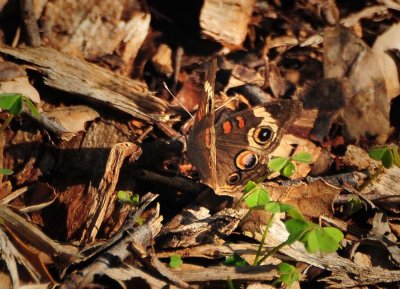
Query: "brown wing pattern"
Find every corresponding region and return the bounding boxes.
[187,59,219,190]
[214,100,302,195]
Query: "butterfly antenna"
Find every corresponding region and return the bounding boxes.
[163,82,194,120]
[215,95,238,111]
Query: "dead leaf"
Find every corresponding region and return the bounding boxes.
[373,22,400,101]
[267,180,341,219]
[43,105,100,141]
[324,25,390,142]
[0,61,26,82]
[0,77,41,104]
[290,141,321,179]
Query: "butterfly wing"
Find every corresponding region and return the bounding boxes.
[187,59,219,190]
[214,100,302,195]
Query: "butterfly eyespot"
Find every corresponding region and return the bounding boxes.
[227,172,241,185]
[253,126,273,144]
[235,150,258,170]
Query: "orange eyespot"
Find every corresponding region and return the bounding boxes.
[227,172,241,185]
[235,150,258,171]
[253,126,273,144]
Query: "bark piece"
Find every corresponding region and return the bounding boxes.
[0,204,80,267]
[361,166,400,213]
[20,0,41,46]
[0,45,168,123]
[81,142,142,243]
[200,0,256,48]
[40,0,150,74]
[61,194,165,289]
[158,206,247,248]
[174,264,276,283]
[152,44,173,77]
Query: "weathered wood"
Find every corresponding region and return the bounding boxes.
[175,264,276,282]
[39,0,150,75]
[243,218,400,287]
[0,45,169,123]
[200,0,256,48]
[81,142,142,243]
[361,166,400,212]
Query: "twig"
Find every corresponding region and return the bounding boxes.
[19,0,41,47]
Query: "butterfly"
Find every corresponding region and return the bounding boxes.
[187,59,301,197]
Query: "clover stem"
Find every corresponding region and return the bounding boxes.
[257,240,288,265]
[253,213,275,266]
[237,208,253,227]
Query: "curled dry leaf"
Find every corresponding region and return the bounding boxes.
[43,105,100,141]
[0,61,40,104]
[373,22,400,101]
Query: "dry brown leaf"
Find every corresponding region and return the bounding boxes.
[373,22,400,101]
[0,61,26,81]
[267,180,341,219]
[0,77,41,104]
[324,25,390,142]
[290,141,321,179]
[44,105,100,141]
[268,62,286,97]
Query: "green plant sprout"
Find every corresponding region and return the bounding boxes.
[0,168,13,175]
[227,277,235,289]
[242,181,343,266]
[0,93,40,134]
[117,190,140,207]
[276,262,300,288]
[226,152,343,287]
[223,253,249,267]
[368,144,400,169]
[0,93,40,176]
[169,254,183,269]
[268,152,313,178]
